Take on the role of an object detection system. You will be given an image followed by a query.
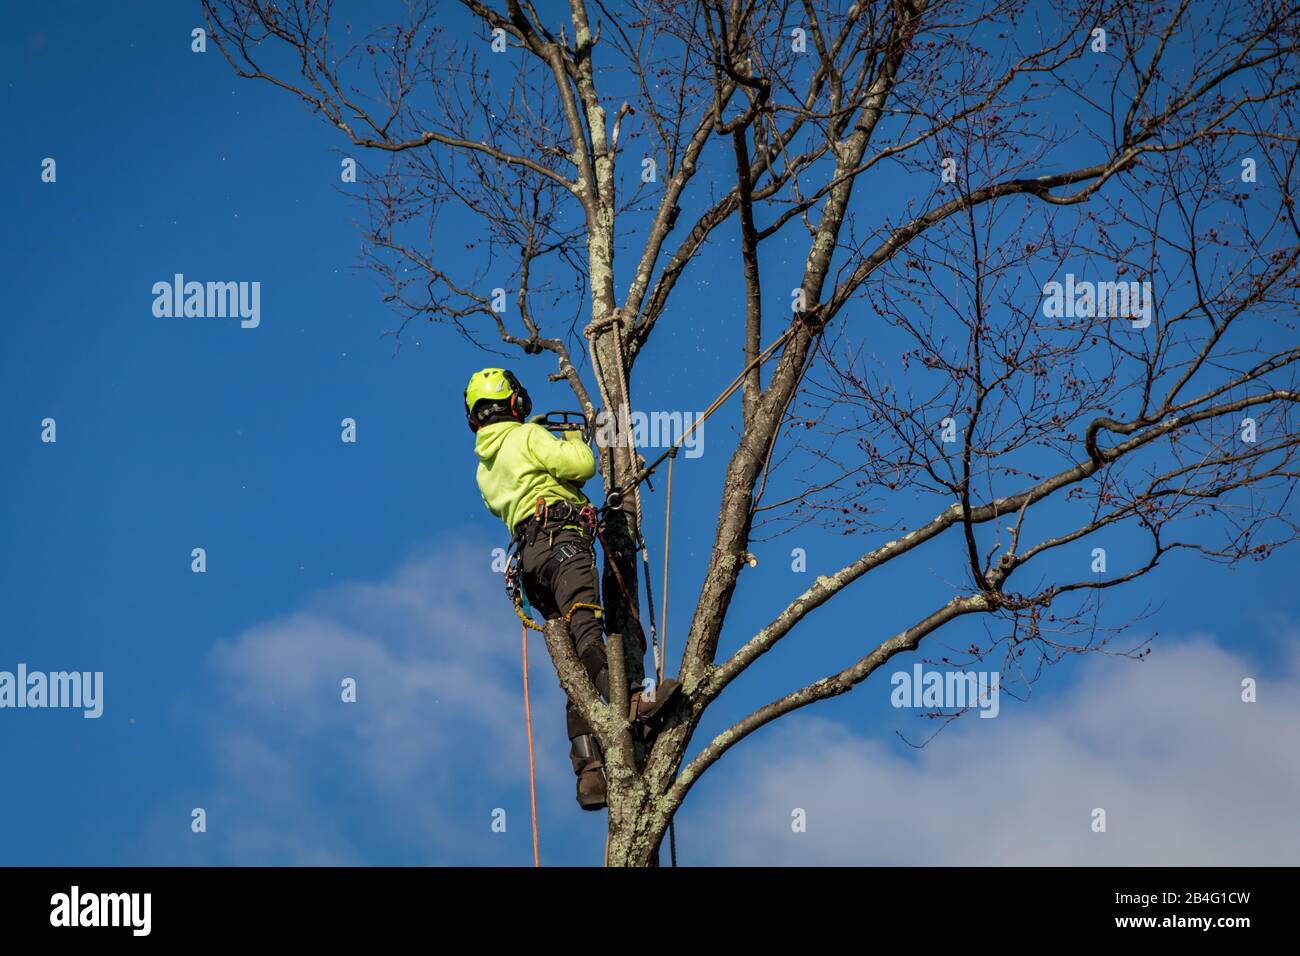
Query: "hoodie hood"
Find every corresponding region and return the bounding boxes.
[473,420,520,463]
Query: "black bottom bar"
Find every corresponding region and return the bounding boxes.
[0,866,1289,941]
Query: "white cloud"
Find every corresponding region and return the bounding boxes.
[194,540,591,865]
[687,637,1300,865]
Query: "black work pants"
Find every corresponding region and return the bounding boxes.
[520,523,645,740]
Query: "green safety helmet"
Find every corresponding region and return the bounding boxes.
[464,367,532,432]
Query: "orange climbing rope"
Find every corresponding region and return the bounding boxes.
[518,599,601,868]
[521,624,540,867]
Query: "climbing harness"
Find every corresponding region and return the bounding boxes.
[504,548,543,633]
[505,496,603,633]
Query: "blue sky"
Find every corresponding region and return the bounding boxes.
[1,3,1297,866]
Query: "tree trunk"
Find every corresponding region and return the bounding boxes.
[604,776,675,867]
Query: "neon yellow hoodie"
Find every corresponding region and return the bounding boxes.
[473,421,597,534]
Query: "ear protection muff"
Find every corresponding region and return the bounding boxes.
[502,370,532,420]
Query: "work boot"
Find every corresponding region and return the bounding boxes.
[629,678,681,723]
[570,734,607,811]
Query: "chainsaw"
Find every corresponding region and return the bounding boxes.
[531,410,591,443]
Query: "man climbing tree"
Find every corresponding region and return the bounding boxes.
[204,0,1300,865]
[465,367,679,810]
